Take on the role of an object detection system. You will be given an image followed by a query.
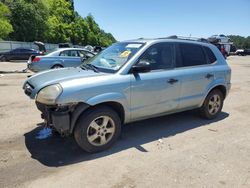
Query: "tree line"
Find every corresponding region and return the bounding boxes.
[228,35,250,49]
[0,0,116,47]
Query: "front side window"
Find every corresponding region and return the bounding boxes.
[138,43,174,70]
[179,43,206,67]
[85,42,144,72]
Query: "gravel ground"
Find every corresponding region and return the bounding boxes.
[0,56,250,188]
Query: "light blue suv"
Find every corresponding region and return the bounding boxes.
[23,37,231,152]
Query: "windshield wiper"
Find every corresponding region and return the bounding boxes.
[80,63,99,73]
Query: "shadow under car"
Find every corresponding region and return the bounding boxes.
[24,110,229,167]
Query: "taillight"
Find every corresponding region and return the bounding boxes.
[32,57,40,62]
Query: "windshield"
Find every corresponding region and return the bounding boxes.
[84,42,144,72]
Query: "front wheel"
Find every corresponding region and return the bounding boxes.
[200,89,224,119]
[74,106,121,153]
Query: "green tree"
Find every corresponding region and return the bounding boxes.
[70,12,90,45]
[5,0,48,41]
[0,2,13,39]
[2,0,116,46]
[45,0,74,43]
[84,14,116,46]
[70,13,116,46]
[228,35,250,49]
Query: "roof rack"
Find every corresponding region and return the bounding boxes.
[159,35,209,43]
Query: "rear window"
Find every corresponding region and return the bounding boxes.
[204,47,217,64]
[179,43,206,67]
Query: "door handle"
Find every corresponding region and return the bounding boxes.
[167,78,178,84]
[205,73,214,79]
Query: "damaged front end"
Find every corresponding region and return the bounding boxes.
[36,102,75,136]
[36,102,90,137]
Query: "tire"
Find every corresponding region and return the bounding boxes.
[52,64,63,69]
[74,106,122,153]
[200,89,224,119]
[1,56,7,62]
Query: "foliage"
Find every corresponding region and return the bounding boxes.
[44,0,74,43]
[1,0,116,46]
[4,0,49,42]
[0,2,13,39]
[228,35,250,49]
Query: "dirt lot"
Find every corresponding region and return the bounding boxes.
[0,56,250,188]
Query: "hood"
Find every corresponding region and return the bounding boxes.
[24,67,107,98]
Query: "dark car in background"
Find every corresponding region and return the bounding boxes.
[0,48,43,61]
[236,49,250,56]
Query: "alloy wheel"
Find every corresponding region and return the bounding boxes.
[86,116,115,146]
[208,94,221,115]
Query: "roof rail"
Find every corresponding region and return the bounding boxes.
[159,35,209,43]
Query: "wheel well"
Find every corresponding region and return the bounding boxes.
[71,102,125,134]
[95,102,125,124]
[52,64,63,68]
[210,85,226,99]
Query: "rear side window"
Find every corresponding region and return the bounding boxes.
[204,47,217,64]
[179,43,206,67]
[60,50,79,57]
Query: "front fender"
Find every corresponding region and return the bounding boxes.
[86,92,127,105]
[86,92,130,123]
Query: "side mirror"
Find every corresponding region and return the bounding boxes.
[132,61,151,73]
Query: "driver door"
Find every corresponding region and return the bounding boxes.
[130,43,181,121]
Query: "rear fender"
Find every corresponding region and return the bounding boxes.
[50,61,63,68]
[199,79,227,107]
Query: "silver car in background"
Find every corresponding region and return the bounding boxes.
[27,48,95,72]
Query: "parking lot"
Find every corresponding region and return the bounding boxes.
[0,56,250,188]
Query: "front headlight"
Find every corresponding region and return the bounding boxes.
[36,84,63,105]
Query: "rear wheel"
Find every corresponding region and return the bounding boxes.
[74,106,121,153]
[52,64,63,69]
[200,89,224,119]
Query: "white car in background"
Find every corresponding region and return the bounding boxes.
[208,34,231,43]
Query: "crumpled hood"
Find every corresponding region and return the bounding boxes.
[24,67,107,98]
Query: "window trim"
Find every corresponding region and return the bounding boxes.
[203,46,217,65]
[59,50,79,57]
[175,42,209,68]
[129,42,176,73]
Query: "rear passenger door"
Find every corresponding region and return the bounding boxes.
[176,43,216,109]
[59,50,81,67]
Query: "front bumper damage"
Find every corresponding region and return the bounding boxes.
[36,102,72,136]
[36,102,90,136]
